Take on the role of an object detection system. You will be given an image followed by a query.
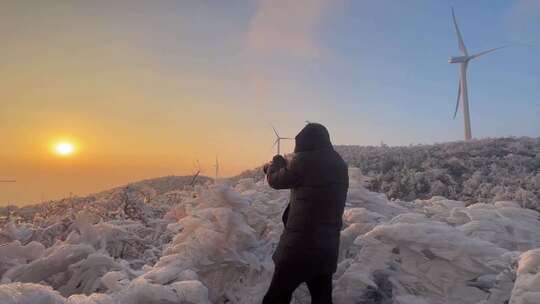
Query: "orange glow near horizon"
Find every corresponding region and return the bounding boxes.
[0,1,350,206]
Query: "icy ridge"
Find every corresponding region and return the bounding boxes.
[1,168,540,303]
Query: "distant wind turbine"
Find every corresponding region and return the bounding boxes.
[271,125,293,155]
[190,160,201,186]
[213,156,220,181]
[449,7,509,141]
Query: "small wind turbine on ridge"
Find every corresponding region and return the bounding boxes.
[271,125,293,155]
[213,156,220,182]
[190,160,201,186]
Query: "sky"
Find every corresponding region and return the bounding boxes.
[1,0,539,205]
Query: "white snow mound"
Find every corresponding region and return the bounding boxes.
[1,167,540,303]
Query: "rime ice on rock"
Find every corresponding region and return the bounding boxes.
[141,182,270,303]
[509,249,540,304]
[1,168,540,303]
[0,282,66,304]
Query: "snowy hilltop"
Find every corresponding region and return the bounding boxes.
[335,137,540,210]
[1,168,540,303]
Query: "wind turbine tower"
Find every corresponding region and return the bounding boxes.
[213,156,220,181]
[449,7,508,141]
[271,126,293,155]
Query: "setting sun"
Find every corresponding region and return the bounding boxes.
[54,142,75,156]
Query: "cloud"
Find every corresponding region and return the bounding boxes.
[246,0,339,58]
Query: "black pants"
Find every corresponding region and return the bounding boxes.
[262,266,333,304]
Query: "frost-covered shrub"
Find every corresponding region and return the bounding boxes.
[336,137,540,210]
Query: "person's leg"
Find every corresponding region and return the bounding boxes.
[262,266,303,304]
[306,274,333,304]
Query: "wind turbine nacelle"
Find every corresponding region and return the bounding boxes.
[448,56,468,64]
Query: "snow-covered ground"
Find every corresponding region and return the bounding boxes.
[336,137,540,209]
[1,168,540,303]
[234,138,540,211]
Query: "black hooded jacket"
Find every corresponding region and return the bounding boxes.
[266,123,349,274]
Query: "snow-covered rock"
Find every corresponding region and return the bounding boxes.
[1,168,540,303]
[510,249,540,304]
[0,283,66,304]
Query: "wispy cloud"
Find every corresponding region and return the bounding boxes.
[246,0,339,58]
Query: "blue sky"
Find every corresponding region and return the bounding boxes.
[236,0,540,145]
[316,0,540,144]
[96,0,539,146]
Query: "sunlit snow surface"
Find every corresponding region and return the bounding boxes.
[1,169,540,303]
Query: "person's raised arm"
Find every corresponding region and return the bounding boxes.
[264,155,302,189]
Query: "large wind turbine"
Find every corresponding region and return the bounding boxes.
[449,7,508,141]
[271,125,293,155]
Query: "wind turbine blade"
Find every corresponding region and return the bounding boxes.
[453,78,461,119]
[271,138,279,148]
[470,45,508,60]
[451,7,468,56]
[271,125,279,137]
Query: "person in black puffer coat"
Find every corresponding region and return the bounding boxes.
[262,123,349,304]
